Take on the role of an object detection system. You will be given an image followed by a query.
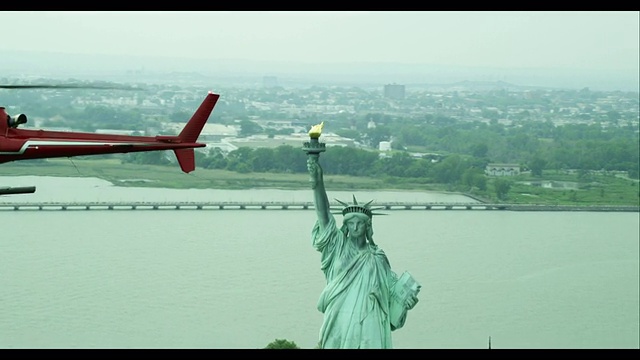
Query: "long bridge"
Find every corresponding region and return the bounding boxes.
[0,201,637,212]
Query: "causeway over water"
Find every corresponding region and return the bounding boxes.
[1,201,637,212]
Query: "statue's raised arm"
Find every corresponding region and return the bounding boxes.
[304,122,330,228]
[307,156,330,228]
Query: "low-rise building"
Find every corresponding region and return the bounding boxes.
[485,163,520,176]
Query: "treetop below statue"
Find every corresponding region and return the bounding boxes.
[303,121,326,155]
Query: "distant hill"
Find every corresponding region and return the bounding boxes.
[1,50,637,92]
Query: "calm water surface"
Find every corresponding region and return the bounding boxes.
[0,176,638,349]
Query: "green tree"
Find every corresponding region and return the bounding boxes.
[251,147,276,172]
[201,147,228,169]
[238,119,263,137]
[470,143,489,158]
[122,151,171,166]
[493,178,512,201]
[264,338,300,349]
[169,110,192,123]
[431,155,466,185]
[529,155,547,177]
[462,168,487,191]
[226,147,255,172]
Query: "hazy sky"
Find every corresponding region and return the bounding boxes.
[2,11,638,72]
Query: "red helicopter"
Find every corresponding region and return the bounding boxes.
[0,84,220,195]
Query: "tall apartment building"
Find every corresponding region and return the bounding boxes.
[384,84,405,100]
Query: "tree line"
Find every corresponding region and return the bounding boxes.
[124,115,639,183]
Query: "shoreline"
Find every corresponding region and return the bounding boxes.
[2,161,639,208]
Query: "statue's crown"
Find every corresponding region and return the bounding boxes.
[342,204,373,218]
[335,195,385,218]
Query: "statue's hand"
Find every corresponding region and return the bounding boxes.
[307,156,322,188]
[405,294,419,310]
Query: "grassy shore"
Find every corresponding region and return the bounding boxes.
[1,158,639,206]
[1,158,406,191]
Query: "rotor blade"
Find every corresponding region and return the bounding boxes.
[0,84,142,90]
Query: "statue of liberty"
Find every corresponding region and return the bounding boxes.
[304,122,420,349]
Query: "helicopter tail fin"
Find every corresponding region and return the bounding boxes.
[173,91,219,173]
[174,148,196,173]
[178,92,220,143]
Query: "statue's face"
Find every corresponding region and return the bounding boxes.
[345,216,367,238]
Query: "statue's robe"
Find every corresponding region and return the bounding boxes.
[312,215,405,349]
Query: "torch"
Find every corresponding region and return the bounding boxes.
[303,121,326,158]
[303,122,326,189]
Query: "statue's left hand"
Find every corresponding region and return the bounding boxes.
[405,295,419,310]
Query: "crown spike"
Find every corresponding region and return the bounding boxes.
[335,198,349,207]
[352,194,358,205]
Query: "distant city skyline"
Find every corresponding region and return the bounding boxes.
[1,49,636,92]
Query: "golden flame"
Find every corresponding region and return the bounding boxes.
[308,121,324,139]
